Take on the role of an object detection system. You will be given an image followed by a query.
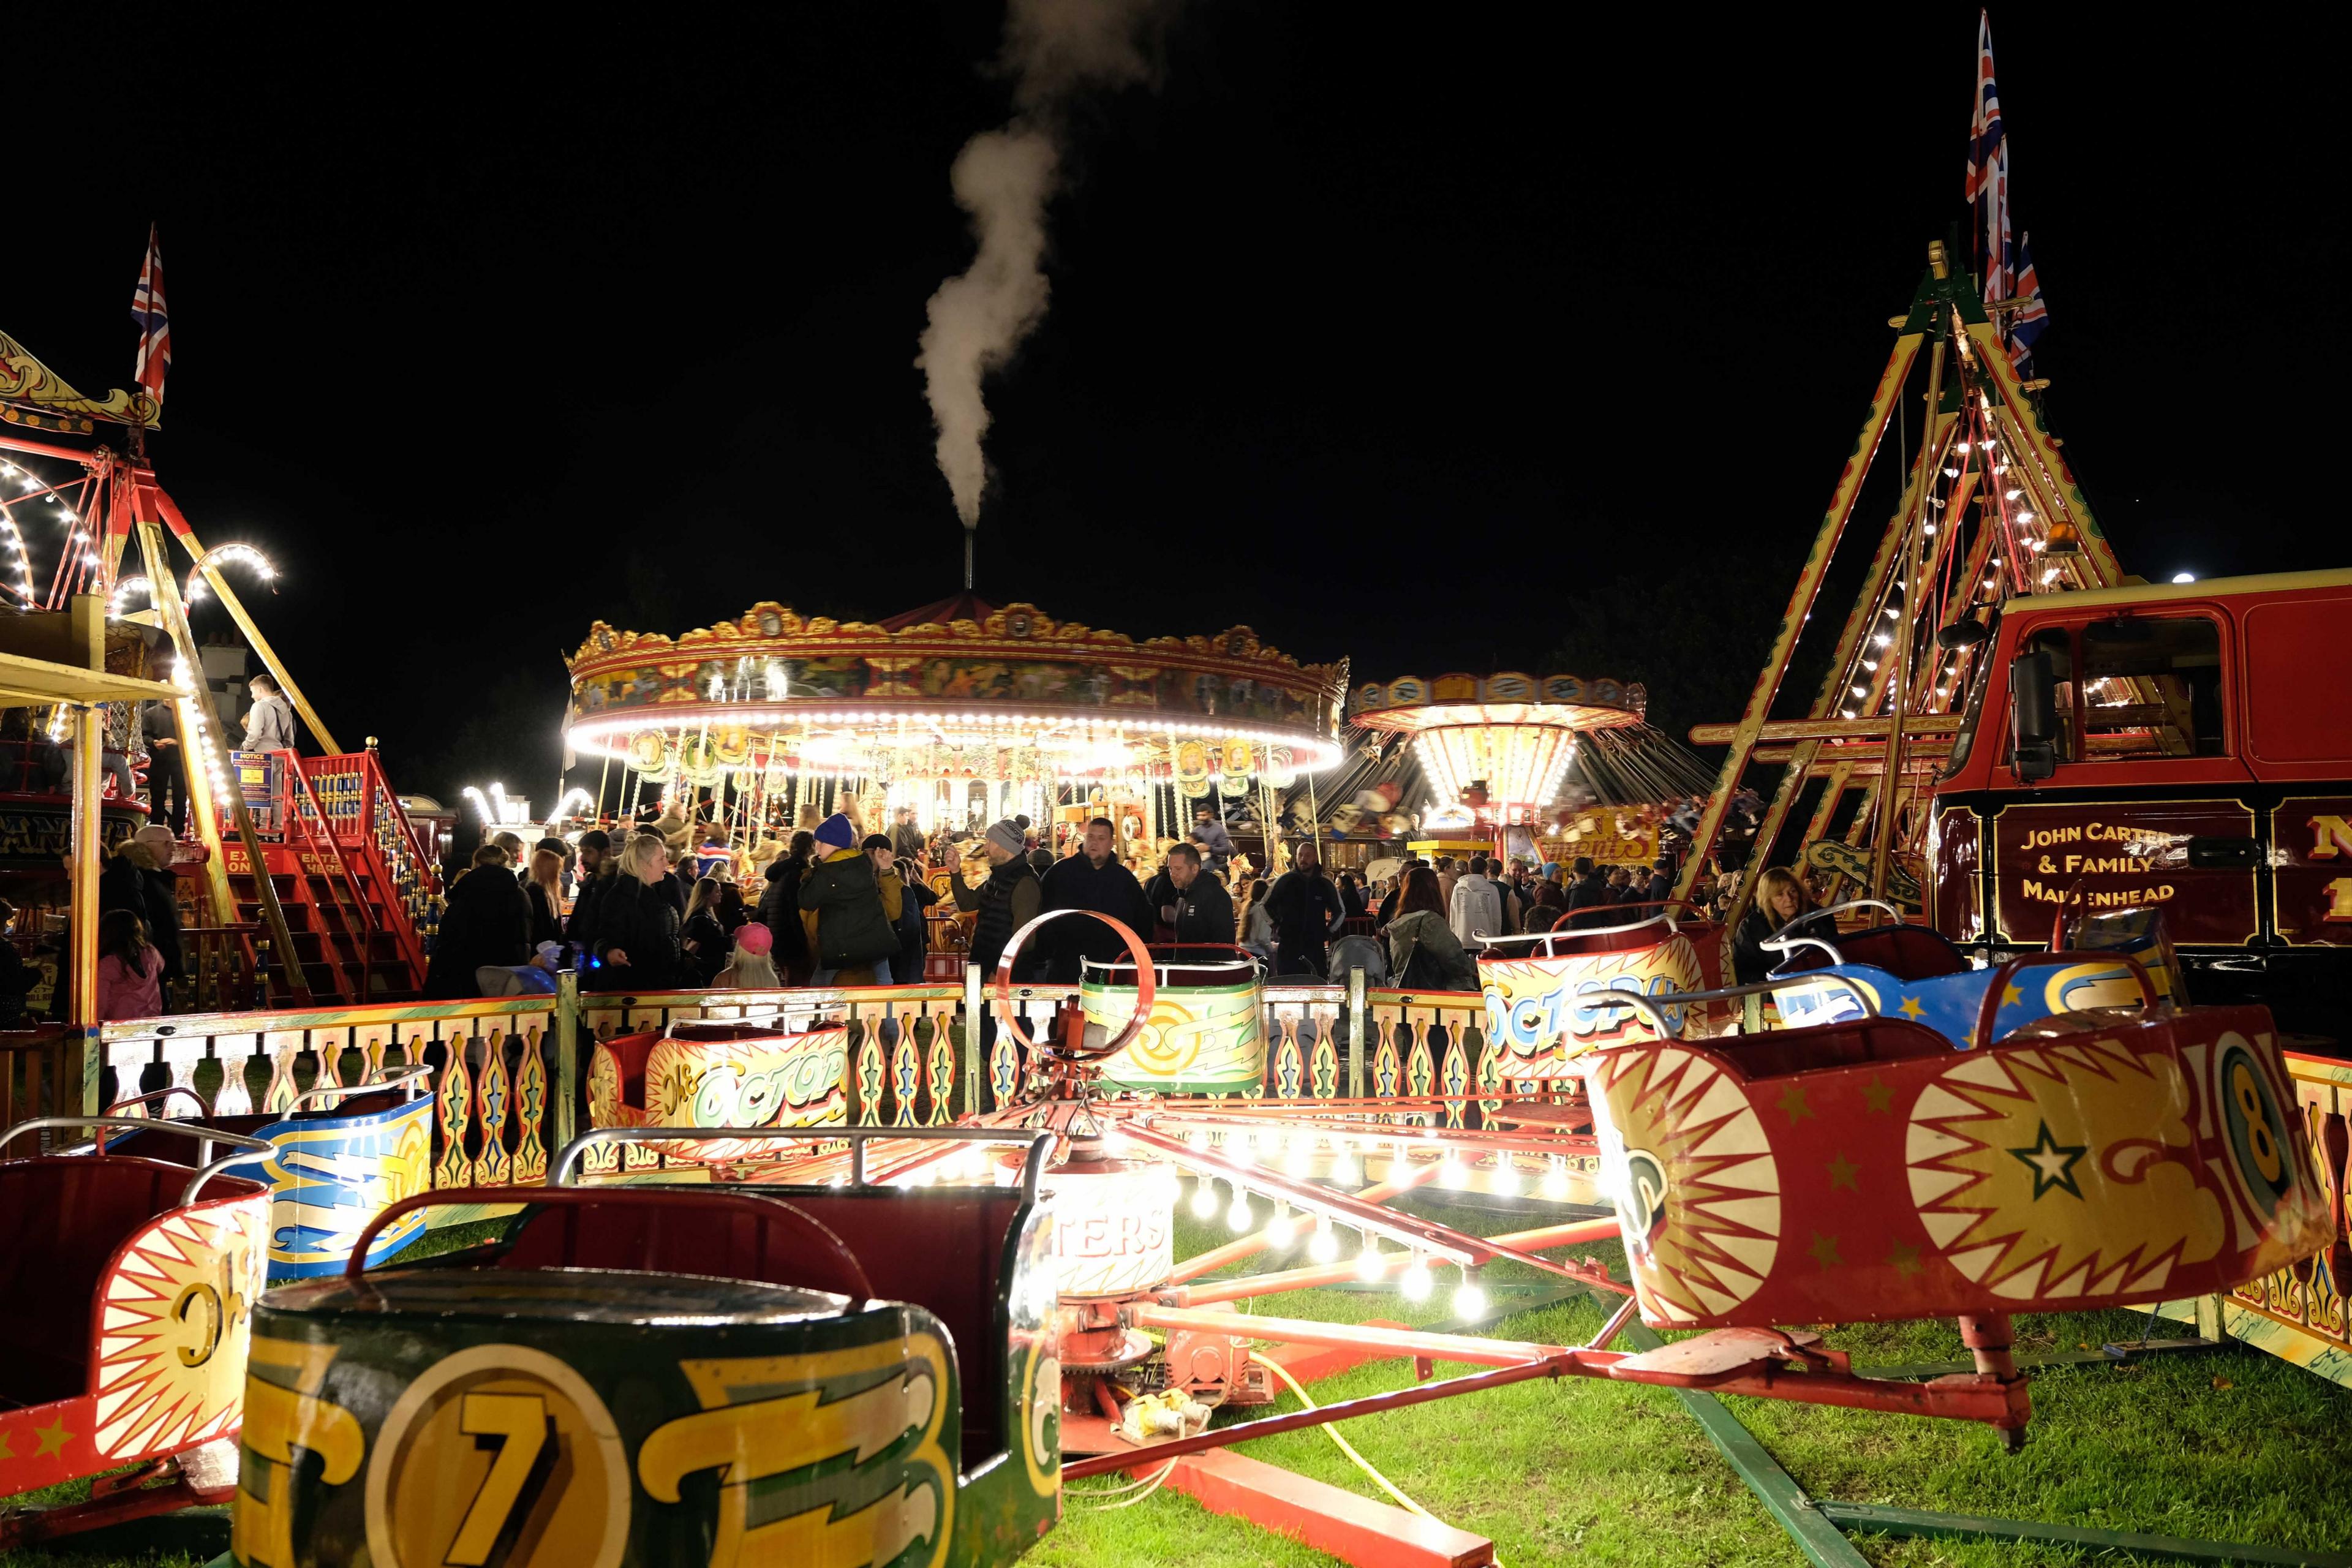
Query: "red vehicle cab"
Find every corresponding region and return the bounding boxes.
[1931,568,2352,1039]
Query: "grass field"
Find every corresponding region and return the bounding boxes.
[10,1208,2349,1567]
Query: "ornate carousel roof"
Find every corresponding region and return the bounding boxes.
[564,599,1349,778]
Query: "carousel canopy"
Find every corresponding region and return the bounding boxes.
[566,598,1348,785]
[1348,670,1650,823]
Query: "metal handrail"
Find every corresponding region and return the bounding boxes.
[289,1062,432,1113]
[1763,935,1846,968]
[549,1123,1058,1201]
[1,1115,273,1205]
[281,750,382,967]
[1480,902,1702,958]
[1757,898,1909,971]
[1640,970,1883,1023]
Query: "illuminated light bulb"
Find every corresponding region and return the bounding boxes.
[1227,1189,1256,1233]
[1308,1221,1340,1264]
[1439,1153,1467,1191]
[1357,1240,1387,1282]
[1850,685,1866,698]
[1227,1133,1253,1167]
[1330,1145,1360,1188]
[2016,510,2035,523]
[1401,1255,1433,1302]
[1491,1158,1521,1198]
[1191,1180,1220,1221]
[1285,1140,1313,1179]
[1540,1159,1570,1200]
[2005,488,2022,500]
[1453,1276,1487,1319]
[1267,1205,1296,1248]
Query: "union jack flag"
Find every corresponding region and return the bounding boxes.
[1964,10,2011,303]
[2008,232,2049,376]
[131,224,170,405]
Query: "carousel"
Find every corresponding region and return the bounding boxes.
[562,595,1348,861]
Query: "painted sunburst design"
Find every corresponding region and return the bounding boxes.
[1588,1046,1781,1324]
[1905,1037,2223,1302]
[91,1194,269,1460]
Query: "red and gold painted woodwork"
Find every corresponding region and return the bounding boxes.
[1583,1005,2329,1329]
[2271,796,2352,946]
[0,1164,269,1498]
[1985,797,2260,948]
[587,1023,850,1165]
[1477,929,1732,1085]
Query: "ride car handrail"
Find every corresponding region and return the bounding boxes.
[1625,971,1885,1034]
[994,909,1155,1063]
[102,1085,214,1121]
[1506,902,1697,951]
[1970,951,2158,1052]
[289,1062,432,1113]
[341,1185,877,1301]
[0,1115,274,1206]
[549,1124,1058,1202]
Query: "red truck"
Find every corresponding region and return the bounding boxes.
[1930,568,2352,1038]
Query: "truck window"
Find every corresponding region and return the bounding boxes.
[2079,616,2225,760]
[2022,626,2076,764]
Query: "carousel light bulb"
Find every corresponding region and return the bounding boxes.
[1226,1189,1255,1233]
[1191,1179,1220,1221]
[1308,1219,1340,1264]
[1491,1158,1521,1197]
[1284,1139,1313,1179]
[1439,1152,1467,1190]
[1267,1205,1296,1248]
[2005,488,2022,500]
[1357,1239,1386,1282]
[1329,1145,1360,1188]
[1400,1255,1433,1302]
[1453,1274,1487,1319]
[1540,1158,1570,1200]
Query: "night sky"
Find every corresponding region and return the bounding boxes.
[4,9,2337,806]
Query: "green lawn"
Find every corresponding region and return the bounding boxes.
[12,1210,2349,1567]
[1039,1201,2352,1568]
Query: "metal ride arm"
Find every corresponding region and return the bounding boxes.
[1969,951,2157,1052]
[548,1123,1057,1200]
[1,1115,273,1205]
[1063,1303,2032,1479]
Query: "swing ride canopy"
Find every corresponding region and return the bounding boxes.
[564,595,1348,804]
[1349,671,1649,823]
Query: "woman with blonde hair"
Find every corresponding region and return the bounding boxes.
[587,832,682,991]
[522,846,565,948]
[1733,864,1835,984]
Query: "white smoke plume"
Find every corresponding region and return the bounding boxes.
[917,0,1174,531]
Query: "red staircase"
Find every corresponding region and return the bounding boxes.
[219,748,442,1005]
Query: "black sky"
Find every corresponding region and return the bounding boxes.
[3,8,2340,802]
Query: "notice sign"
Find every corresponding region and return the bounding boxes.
[1044,1162,1176,1298]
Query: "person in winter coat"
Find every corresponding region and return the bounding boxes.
[1144,843,1235,957]
[138,696,185,837]
[1384,867,1479,992]
[566,853,617,954]
[424,845,533,998]
[756,831,816,985]
[241,673,299,753]
[1264,841,1344,978]
[1037,817,1152,982]
[1448,854,1505,948]
[1733,865,1838,985]
[1564,857,1611,930]
[680,876,729,985]
[96,908,164,1020]
[522,846,566,949]
[884,843,937,984]
[799,813,900,986]
[100,826,185,1001]
[891,808,925,864]
[587,833,684,990]
[952,819,1043,981]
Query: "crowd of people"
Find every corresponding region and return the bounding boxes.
[405,783,1849,1005]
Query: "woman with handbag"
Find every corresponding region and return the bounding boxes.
[1382,865,1479,992]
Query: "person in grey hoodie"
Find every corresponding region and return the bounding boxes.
[241,673,298,753]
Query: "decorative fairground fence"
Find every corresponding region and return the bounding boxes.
[84,970,1525,1193]
[80,979,2352,1385]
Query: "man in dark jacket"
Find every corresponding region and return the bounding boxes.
[891,808,925,864]
[1144,843,1235,957]
[425,845,532,998]
[1564,856,1610,930]
[953,820,1044,981]
[1038,817,1151,982]
[1264,840,1344,978]
[137,698,185,838]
